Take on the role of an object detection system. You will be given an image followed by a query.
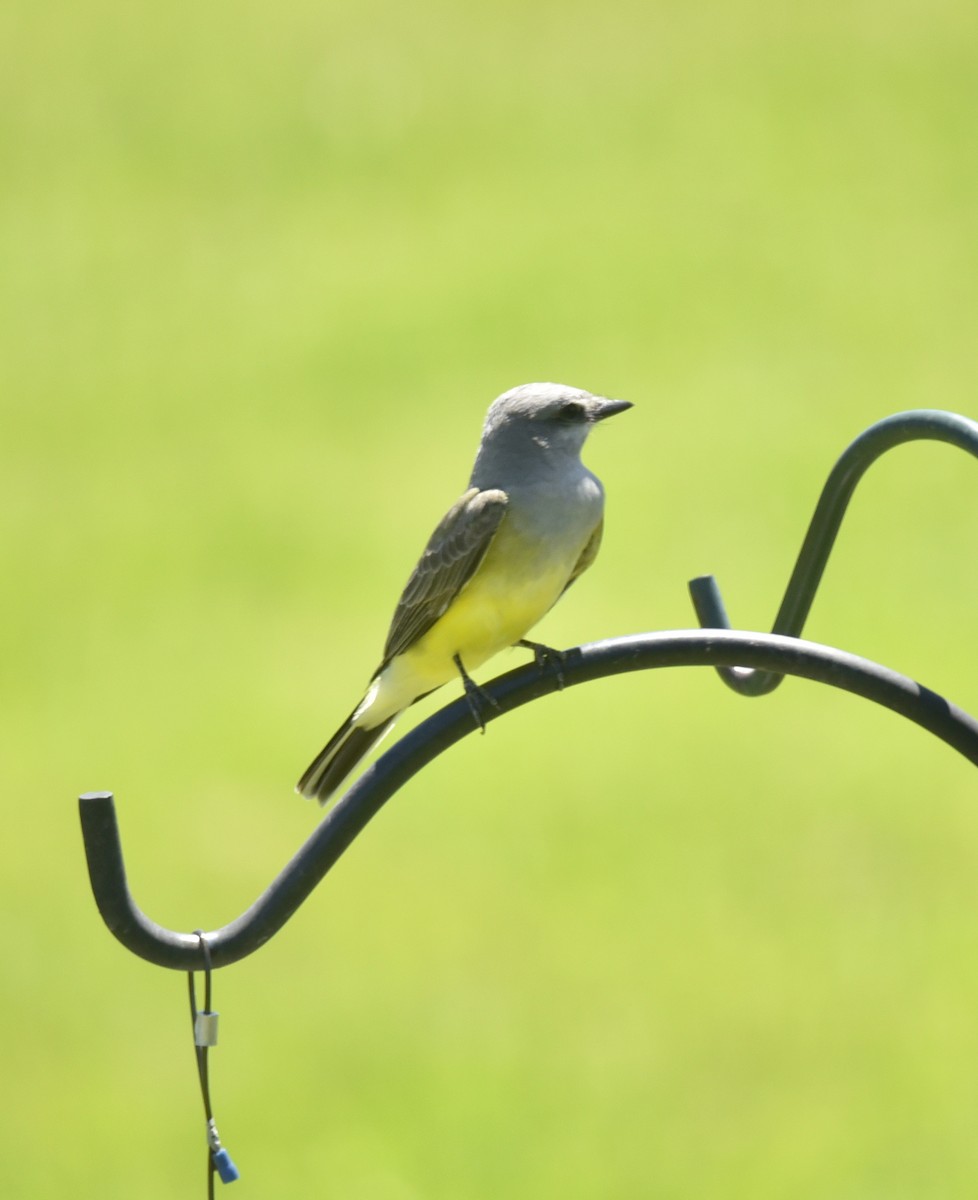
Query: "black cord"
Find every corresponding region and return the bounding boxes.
[189,931,216,1199]
[188,931,238,1193]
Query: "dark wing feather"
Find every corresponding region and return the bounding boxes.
[559,518,603,597]
[380,487,508,666]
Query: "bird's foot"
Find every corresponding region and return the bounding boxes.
[453,654,500,734]
[517,639,567,690]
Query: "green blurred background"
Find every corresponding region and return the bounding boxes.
[4,0,978,1194]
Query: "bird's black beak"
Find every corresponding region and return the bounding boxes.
[592,398,633,421]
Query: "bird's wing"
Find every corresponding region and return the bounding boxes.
[380,487,509,666]
[559,517,604,597]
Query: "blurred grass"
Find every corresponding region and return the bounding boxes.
[4,0,978,1195]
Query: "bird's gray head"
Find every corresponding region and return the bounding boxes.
[479,382,632,461]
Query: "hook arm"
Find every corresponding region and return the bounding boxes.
[79,629,978,971]
[79,793,209,964]
[689,409,978,696]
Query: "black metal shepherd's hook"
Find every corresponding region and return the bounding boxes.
[688,409,978,695]
[78,409,978,972]
[80,629,978,972]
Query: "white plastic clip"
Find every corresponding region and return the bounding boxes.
[194,1010,220,1047]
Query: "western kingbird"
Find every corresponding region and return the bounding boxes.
[297,381,632,804]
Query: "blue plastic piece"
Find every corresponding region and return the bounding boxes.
[212,1148,240,1184]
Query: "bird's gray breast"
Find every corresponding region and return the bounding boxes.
[505,466,604,548]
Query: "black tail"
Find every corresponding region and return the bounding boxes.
[296,713,395,805]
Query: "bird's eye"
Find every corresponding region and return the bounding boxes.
[558,401,587,422]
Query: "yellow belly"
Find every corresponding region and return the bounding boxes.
[415,554,567,671]
[360,524,585,724]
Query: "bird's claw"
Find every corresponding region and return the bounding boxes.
[517,639,567,690]
[453,654,501,734]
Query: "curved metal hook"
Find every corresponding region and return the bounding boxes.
[79,629,978,971]
[688,409,978,696]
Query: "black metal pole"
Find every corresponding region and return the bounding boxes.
[79,629,978,971]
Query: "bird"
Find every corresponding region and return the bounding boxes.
[297,381,633,804]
